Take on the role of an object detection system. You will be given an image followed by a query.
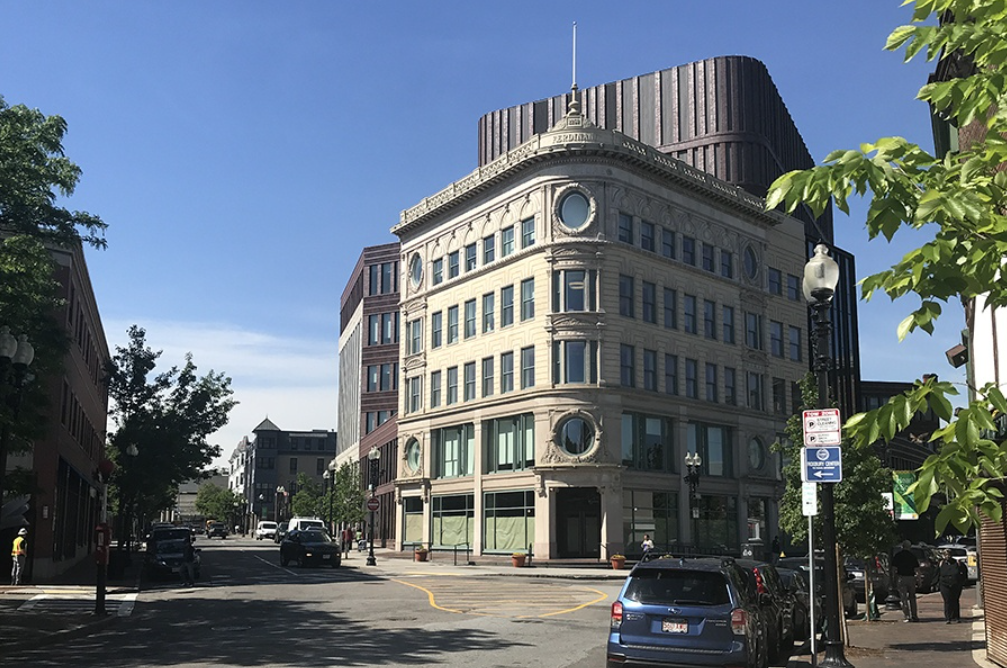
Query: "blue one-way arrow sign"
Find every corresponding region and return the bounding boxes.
[801,446,843,483]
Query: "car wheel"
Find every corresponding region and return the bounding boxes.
[331,557,341,569]
[280,554,289,567]
[297,556,305,568]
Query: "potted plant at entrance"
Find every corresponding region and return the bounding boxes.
[610,554,627,570]
[414,545,429,562]
[511,552,527,568]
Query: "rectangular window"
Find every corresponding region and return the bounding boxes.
[720,250,733,278]
[521,217,535,248]
[408,376,423,413]
[464,299,477,339]
[553,340,598,384]
[482,357,494,397]
[745,312,762,349]
[483,235,496,264]
[640,221,655,251]
[447,305,459,344]
[747,372,764,411]
[447,367,458,405]
[702,244,715,272]
[722,306,735,344]
[661,228,676,259]
[791,381,802,414]
[643,349,658,391]
[381,262,396,294]
[448,251,460,279]
[772,377,786,415]
[620,275,635,317]
[290,458,297,474]
[520,346,535,389]
[789,326,802,361]
[664,354,678,395]
[770,321,784,357]
[621,344,636,387]
[464,362,476,401]
[787,274,801,301]
[432,258,443,285]
[465,243,477,271]
[432,424,475,479]
[431,311,443,349]
[705,363,718,402]
[367,314,379,345]
[501,352,514,393]
[553,269,596,312]
[620,413,675,472]
[689,423,733,478]
[768,267,782,295]
[684,295,697,334]
[482,293,495,333]
[501,226,515,257]
[703,300,717,340]
[366,365,378,392]
[379,363,396,391]
[501,285,514,327]
[642,281,657,324]
[724,367,736,405]
[664,288,677,329]
[682,236,696,265]
[430,370,442,407]
[368,265,379,296]
[685,359,698,399]
[520,278,535,321]
[408,319,423,355]
[618,212,634,244]
[382,312,397,344]
[484,415,535,474]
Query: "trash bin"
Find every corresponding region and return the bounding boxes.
[108,550,129,579]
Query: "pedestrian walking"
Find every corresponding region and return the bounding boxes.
[180,535,196,587]
[10,528,27,585]
[641,534,655,555]
[938,550,967,623]
[892,540,920,622]
[771,536,782,563]
[341,526,354,558]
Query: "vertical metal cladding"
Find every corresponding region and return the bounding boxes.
[981,504,1007,666]
[477,56,832,244]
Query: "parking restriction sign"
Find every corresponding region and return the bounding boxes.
[802,408,842,446]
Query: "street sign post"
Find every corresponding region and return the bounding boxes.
[801,446,843,483]
[802,408,842,446]
[802,482,819,516]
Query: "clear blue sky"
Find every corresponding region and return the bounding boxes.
[1,1,961,465]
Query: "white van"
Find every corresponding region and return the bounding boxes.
[285,517,325,534]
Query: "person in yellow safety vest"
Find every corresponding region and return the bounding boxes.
[11,527,27,585]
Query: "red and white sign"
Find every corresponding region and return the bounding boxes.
[366,497,380,512]
[802,408,842,446]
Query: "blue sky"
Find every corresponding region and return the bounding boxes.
[1,1,962,467]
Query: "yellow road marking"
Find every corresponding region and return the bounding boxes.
[392,577,608,619]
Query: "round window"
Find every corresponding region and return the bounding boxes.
[558,191,591,229]
[408,254,423,288]
[743,246,759,280]
[405,438,421,473]
[558,416,595,456]
[748,438,765,471]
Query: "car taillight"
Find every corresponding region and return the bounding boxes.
[731,608,747,635]
[753,568,768,595]
[611,601,624,629]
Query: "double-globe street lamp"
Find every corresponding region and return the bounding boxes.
[684,452,702,549]
[366,447,380,566]
[0,326,35,505]
[804,243,852,668]
[276,486,286,524]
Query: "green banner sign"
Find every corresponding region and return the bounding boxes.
[893,471,918,520]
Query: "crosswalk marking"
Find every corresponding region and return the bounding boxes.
[18,592,137,617]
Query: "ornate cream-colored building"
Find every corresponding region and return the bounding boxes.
[390,97,808,560]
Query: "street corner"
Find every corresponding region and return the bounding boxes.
[0,604,120,654]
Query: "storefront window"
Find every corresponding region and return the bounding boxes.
[431,494,474,548]
[483,490,535,553]
[622,490,678,557]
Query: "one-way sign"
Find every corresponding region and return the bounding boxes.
[801,446,843,483]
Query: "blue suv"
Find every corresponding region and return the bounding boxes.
[607,556,769,668]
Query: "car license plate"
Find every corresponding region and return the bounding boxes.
[321,554,331,560]
[171,567,180,573]
[662,618,688,633]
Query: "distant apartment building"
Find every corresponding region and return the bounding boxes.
[337,243,400,546]
[391,93,810,559]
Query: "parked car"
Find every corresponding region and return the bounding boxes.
[908,544,941,593]
[736,559,795,664]
[844,554,891,602]
[279,529,342,568]
[777,556,858,618]
[207,522,228,539]
[255,521,278,541]
[145,526,194,551]
[938,543,978,583]
[777,566,817,640]
[606,556,770,668]
[144,536,200,580]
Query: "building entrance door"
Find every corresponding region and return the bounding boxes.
[555,487,601,559]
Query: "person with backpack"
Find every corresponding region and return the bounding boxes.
[938,550,968,623]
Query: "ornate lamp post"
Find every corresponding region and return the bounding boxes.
[366,447,380,566]
[684,452,703,548]
[804,243,852,668]
[326,459,337,535]
[0,326,34,505]
[276,486,286,524]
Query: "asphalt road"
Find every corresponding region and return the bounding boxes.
[4,537,620,667]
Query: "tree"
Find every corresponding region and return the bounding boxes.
[333,462,365,528]
[765,0,1007,534]
[775,376,896,557]
[195,483,242,524]
[105,326,236,540]
[289,473,322,518]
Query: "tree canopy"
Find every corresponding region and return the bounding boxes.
[195,482,243,524]
[765,0,1007,533]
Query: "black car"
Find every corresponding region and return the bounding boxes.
[736,559,795,664]
[606,555,770,668]
[777,567,817,640]
[777,556,858,618]
[144,537,200,580]
[146,526,194,551]
[279,529,342,568]
[845,554,891,602]
[207,522,228,539]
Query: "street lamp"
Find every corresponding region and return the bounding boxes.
[276,486,286,524]
[0,326,34,505]
[684,452,703,549]
[325,459,337,535]
[366,447,380,566]
[804,243,852,668]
